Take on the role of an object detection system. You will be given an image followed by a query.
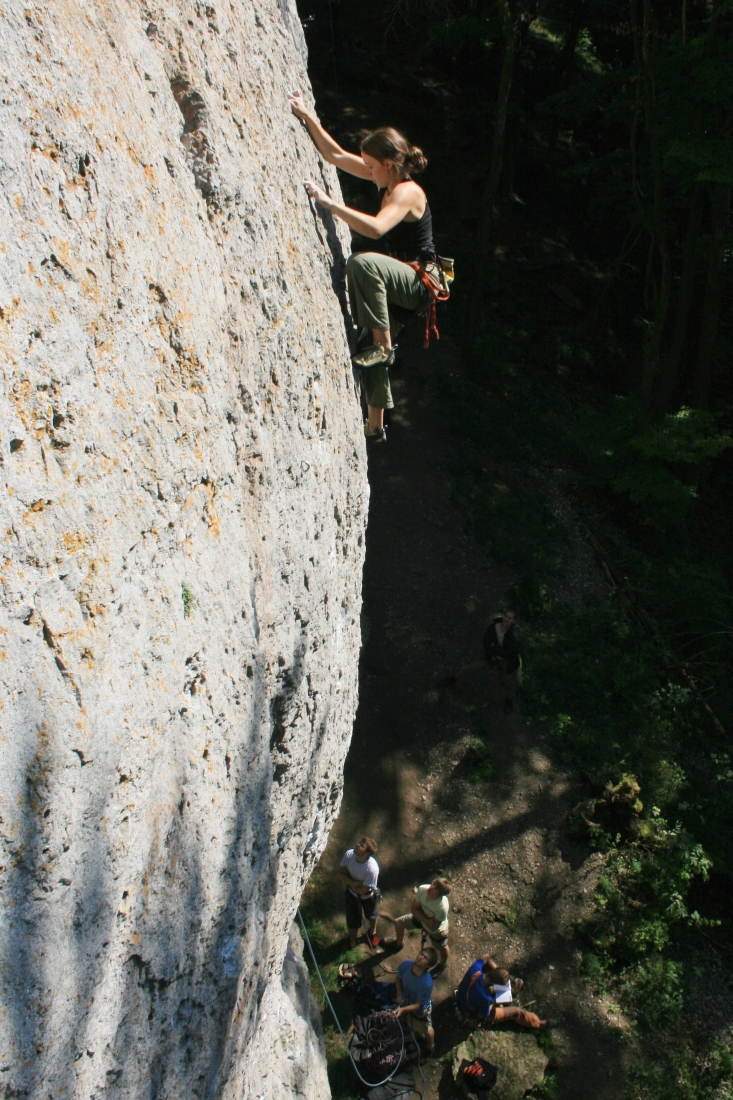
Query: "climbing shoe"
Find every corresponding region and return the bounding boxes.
[364,421,387,444]
[352,343,397,369]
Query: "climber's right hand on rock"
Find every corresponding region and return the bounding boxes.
[304,180,329,206]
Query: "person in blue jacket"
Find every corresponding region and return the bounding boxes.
[456,955,546,1029]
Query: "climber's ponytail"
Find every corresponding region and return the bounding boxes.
[360,127,428,177]
[403,145,428,175]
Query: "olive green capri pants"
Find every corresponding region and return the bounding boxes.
[347,252,424,411]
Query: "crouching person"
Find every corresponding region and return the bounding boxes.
[382,878,451,973]
[393,948,437,1054]
[456,955,547,1029]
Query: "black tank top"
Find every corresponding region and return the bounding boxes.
[372,183,435,262]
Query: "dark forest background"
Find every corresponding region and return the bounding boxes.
[296,1,733,1095]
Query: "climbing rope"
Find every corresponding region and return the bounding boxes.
[296,907,425,1094]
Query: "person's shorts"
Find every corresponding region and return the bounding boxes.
[345,888,379,928]
[396,915,449,946]
[359,364,393,410]
[407,1005,433,1036]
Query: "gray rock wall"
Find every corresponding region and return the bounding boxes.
[0,2,366,1097]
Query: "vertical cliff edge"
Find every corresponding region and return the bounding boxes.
[0,2,366,1097]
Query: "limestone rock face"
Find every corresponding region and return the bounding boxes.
[250,922,331,1100]
[0,2,366,1098]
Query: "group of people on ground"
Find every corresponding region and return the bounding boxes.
[338,837,548,1055]
[288,90,440,446]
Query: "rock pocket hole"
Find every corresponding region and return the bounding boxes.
[170,78,208,135]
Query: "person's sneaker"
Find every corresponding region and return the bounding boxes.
[352,343,397,369]
[364,421,387,444]
[503,698,514,714]
[369,933,380,949]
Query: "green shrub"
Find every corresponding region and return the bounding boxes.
[465,736,496,783]
[628,1040,733,1100]
[324,1026,359,1100]
[527,1068,558,1097]
[620,956,683,1031]
[506,575,554,618]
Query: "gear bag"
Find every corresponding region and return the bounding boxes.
[460,1056,499,1097]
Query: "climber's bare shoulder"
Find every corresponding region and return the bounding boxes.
[382,179,426,221]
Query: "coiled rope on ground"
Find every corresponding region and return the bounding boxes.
[296,907,426,1096]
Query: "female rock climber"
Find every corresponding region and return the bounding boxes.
[288,91,436,444]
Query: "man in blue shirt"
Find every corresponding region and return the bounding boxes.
[394,948,436,1052]
[456,955,546,1029]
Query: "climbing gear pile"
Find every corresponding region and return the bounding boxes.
[298,908,408,1091]
[350,1011,408,1080]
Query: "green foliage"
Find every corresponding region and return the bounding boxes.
[631,409,733,465]
[578,822,713,1029]
[518,584,725,1029]
[500,900,521,932]
[506,575,554,618]
[465,733,495,783]
[527,1068,558,1098]
[613,407,733,525]
[181,581,196,618]
[569,400,732,526]
[628,1040,733,1100]
[534,1028,556,1055]
[323,1027,358,1100]
[428,14,499,50]
[612,462,698,525]
[621,957,683,1031]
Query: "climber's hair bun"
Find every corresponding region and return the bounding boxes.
[360,127,428,176]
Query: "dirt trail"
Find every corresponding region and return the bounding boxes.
[303,327,636,1098]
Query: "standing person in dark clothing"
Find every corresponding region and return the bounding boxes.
[288,91,437,444]
[483,610,521,714]
[443,610,521,714]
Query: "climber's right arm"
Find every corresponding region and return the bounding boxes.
[288,92,371,179]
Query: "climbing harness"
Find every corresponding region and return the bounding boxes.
[402,256,454,349]
[297,908,426,1095]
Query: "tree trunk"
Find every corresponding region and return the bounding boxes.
[635,0,671,429]
[693,185,730,409]
[659,3,727,410]
[476,0,517,265]
[500,110,520,199]
[656,183,704,412]
[548,0,588,153]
